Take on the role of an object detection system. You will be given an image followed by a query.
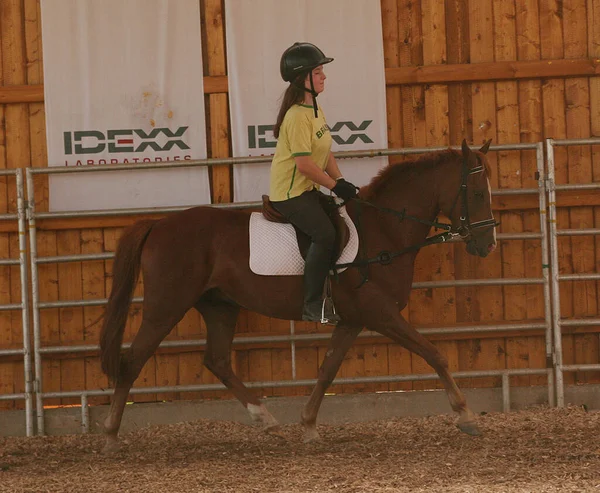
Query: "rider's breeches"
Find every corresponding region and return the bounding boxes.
[271,189,335,253]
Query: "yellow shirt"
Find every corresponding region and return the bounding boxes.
[269,104,332,201]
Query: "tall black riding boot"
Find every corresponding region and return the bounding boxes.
[302,242,341,324]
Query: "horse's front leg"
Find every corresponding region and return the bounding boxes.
[371,308,480,436]
[301,323,362,442]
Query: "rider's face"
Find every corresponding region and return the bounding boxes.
[305,65,326,94]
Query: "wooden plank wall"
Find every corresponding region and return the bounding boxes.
[0,0,599,410]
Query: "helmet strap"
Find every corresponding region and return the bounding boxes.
[292,72,319,118]
[309,73,318,118]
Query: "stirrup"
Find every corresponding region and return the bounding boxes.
[321,297,340,324]
[302,298,340,325]
[322,276,340,324]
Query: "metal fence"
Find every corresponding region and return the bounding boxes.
[23,142,555,435]
[0,168,33,436]
[545,137,600,408]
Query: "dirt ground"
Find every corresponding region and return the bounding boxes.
[0,405,599,493]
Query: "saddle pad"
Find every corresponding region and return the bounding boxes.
[249,206,359,276]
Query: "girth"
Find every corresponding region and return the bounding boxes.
[261,194,350,262]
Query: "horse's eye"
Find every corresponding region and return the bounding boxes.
[474,191,484,200]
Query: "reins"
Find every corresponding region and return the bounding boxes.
[333,197,459,287]
[332,151,497,288]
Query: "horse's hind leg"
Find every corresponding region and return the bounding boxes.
[374,312,480,436]
[102,318,176,453]
[196,298,279,431]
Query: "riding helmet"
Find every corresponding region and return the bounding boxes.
[280,42,334,82]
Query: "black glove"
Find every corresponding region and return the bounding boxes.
[332,178,358,201]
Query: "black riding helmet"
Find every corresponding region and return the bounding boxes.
[280,42,333,117]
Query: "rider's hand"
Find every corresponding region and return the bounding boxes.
[332,178,358,201]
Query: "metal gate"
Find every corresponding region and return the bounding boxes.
[546,137,600,408]
[0,168,33,436]
[24,142,556,435]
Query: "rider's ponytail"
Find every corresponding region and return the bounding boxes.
[273,80,305,139]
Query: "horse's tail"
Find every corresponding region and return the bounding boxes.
[100,219,157,382]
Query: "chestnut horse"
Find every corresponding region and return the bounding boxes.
[99,140,496,451]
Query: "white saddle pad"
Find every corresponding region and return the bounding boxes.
[249,206,359,276]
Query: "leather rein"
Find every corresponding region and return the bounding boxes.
[334,152,497,287]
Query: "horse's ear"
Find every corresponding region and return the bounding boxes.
[479,139,492,154]
[461,139,470,157]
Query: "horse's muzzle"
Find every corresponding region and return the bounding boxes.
[466,239,496,258]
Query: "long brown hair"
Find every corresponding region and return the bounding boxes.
[273,79,305,139]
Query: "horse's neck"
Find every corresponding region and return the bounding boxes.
[369,166,442,245]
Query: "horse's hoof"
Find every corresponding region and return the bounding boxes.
[102,437,121,454]
[457,421,481,436]
[263,424,286,439]
[247,403,280,430]
[303,426,320,443]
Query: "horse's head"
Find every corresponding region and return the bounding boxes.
[440,139,497,258]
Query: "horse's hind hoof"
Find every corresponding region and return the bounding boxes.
[457,421,481,436]
[263,424,286,439]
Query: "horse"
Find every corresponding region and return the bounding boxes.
[99,139,496,452]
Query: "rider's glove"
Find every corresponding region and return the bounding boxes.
[332,178,358,201]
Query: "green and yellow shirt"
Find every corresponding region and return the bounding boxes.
[269,104,332,201]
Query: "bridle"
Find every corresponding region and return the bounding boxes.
[448,153,497,239]
[334,150,498,286]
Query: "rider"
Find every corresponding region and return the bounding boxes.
[269,42,358,324]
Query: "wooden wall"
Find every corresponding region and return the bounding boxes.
[1,0,600,410]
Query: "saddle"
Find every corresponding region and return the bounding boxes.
[261,194,350,262]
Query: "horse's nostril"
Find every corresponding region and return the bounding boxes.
[488,243,496,253]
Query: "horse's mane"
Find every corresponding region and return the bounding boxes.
[360,148,490,201]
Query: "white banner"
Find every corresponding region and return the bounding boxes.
[41,0,210,211]
[225,0,388,202]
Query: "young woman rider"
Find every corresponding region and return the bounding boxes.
[269,42,358,323]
